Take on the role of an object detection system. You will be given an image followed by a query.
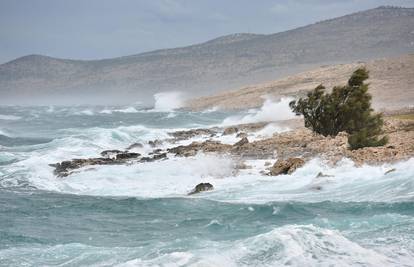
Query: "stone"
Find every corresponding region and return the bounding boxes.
[188,183,214,195]
[315,172,333,178]
[223,127,238,135]
[126,143,143,150]
[269,158,305,176]
[169,128,218,140]
[148,140,163,147]
[235,162,252,170]
[152,153,167,160]
[384,168,396,175]
[100,150,123,157]
[115,152,140,160]
[234,137,249,147]
[236,132,248,138]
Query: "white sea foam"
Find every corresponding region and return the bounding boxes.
[75,109,94,116]
[153,91,185,112]
[202,106,220,113]
[221,97,296,126]
[118,224,408,267]
[0,114,21,120]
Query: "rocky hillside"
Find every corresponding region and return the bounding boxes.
[187,53,414,111]
[1,6,413,105]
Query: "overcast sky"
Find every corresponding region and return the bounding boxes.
[0,0,413,63]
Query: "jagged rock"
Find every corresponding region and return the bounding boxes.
[384,168,396,175]
[101,150,124,157]
[223,127,238,135]
[235,162,252,170]
[188,183,214,195]
[50,157,115,177]
[152,153,167,160]
[149,148,163,155]
[234,137,249,147]
[311,185,323,191]
[115,152,140,160]
[126,143,143,150]
[315,172,334,178]
[169,128,218,140]
[269,158,305,176]
[167,140,232,157]
[148,140,163,147]
[236,132,248,138]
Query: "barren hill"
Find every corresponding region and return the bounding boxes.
[1,6,414,105]
[186,54,414,111]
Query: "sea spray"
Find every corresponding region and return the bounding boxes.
[221,97,296,125]
[1,105,413,266]
[153,91,186,111]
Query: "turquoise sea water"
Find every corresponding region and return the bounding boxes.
[1,105,414,266]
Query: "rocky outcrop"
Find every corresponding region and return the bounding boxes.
[167,140,232,157]
[126,143,143,150]
[148,140,163,147]
[188,183,214,195]
[51,117,414,178]
[169,128,218,140]
[234,137,249,147]
[269,158,305,176]
[223,127,238,135]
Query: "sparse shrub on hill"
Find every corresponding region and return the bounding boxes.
[289,67,388,150]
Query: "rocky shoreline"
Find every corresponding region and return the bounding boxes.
[50,116,414,192]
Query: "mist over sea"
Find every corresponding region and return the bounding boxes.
[1,103,414,266]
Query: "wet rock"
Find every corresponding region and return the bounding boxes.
[315,172,333,178]
[50,157,115,177]
[101,150,124,157]
[152,153,167,160]
[148,140,163,147]
[126,143,143,150]
[234,137,249,147]
[188,183,214,195]
[235,161,252,170]
[264,161,272,166]
[269,158,305,176]
[311,185,323,191]
[223,127,238,135]
[149,148,163,155]
[167,140,232,157]
[169,128,218,140]
[115,152,140,160]
[236,132,248,139]
[384,168,396,175]
[140,157,153,163]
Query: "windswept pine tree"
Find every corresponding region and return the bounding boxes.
[289,67,388,150]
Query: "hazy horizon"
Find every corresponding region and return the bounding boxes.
[1,0,414,64]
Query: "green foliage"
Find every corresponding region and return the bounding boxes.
[289,67,388,150]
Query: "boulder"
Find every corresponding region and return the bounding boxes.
[152,153,167,160]
[234,137,249,147]
[148,140,163,147]
[269,158,305,176]
[188,183,214,195]
[223,127,238,135]
[126,143,143,150]
[236,132,248,139]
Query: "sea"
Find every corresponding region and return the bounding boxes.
[1,101,414,267]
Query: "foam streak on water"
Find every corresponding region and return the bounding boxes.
[0,105,413,267]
